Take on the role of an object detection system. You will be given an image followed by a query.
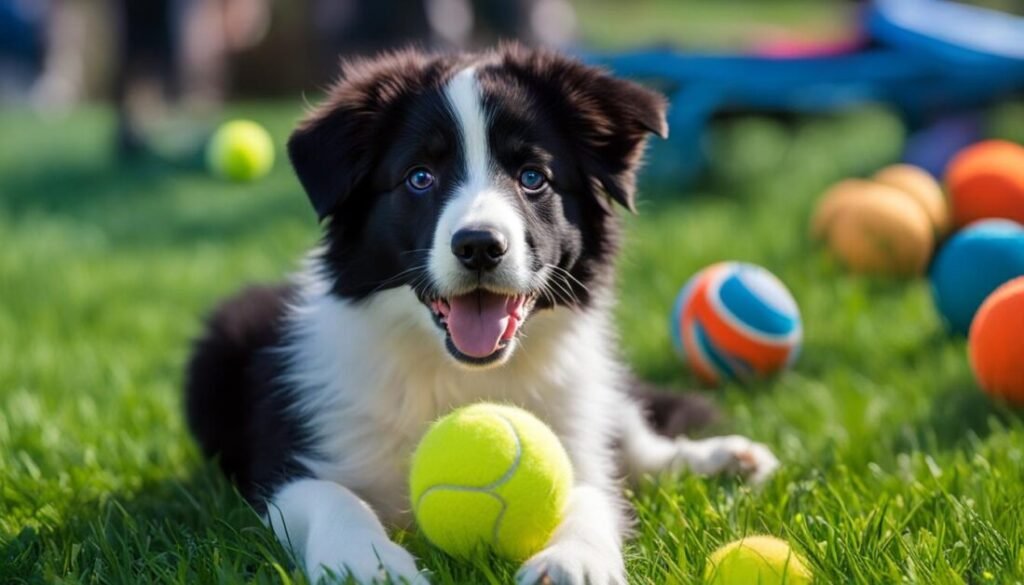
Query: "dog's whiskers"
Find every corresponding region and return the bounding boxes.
[540,264,584,306]
[366,264,429,295]
[399,248,433,257]
[545,264,590,294]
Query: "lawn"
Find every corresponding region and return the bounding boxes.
[2,97,1024,584]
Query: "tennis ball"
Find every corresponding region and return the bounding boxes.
[705,535,812,585]
[409,403,573,561]
[946,139,1024,228]
[969,277,1024,406]
[930,219,1024,334]
[811,179,934,276]
[206,119,274,182]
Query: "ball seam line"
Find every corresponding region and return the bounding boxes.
[415,413,523,549]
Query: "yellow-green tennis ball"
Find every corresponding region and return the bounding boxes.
[206,119,274,182]
[705,536,813,585]
[409,403,573,561]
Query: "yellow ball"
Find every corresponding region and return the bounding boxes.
[705,535,813,585]
[409,403,573,561]
[206,119,275,182]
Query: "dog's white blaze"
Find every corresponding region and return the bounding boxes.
[445,67,489,188]
[429,66,530,294]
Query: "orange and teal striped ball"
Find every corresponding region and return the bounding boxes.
[670,262,802,386]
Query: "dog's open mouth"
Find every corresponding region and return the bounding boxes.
[427,290,533,364]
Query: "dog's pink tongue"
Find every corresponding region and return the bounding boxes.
[447,292,515,358]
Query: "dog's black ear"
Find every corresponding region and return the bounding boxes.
[287,105,365,221]
[498,45,668,212]
[577,76,668,213]
[288,51,439,221]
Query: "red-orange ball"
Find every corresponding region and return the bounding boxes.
[969,276,1024,406]
[946,140,1024,228]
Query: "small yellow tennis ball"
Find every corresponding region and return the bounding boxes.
[206,119,274,182]
[409,403,573,561]
[705,535,813,585]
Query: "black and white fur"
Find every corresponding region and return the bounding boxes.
[185,45,778,585]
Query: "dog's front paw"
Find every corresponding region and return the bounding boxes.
[306,532,427,584]
[677,435,780,484]
[515,542,626,585]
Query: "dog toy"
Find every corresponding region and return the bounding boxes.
[670,262,802,386]
[969,277,1024,406]
[945,140,1024,228]
[705,535,813,585]
[409,403,573,561]
[873,164,950,236]
[811,164,947,276]
[931,219,1024,335]
[206,119,275,182]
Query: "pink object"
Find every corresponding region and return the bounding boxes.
[441,292,525,358]
[753,34,867,58]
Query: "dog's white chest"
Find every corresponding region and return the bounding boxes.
[282,285,619,525]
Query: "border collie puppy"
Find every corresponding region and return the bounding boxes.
[185,44,779,585]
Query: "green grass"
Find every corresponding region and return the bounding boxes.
[2,101,1024,585]
[575,0,852,51]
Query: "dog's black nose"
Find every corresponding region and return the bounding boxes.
[451,228,508,271]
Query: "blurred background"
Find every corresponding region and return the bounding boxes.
[3,0,1024,173]
[5,2,1024,583]
[3,0,585,158]
[3,0,1024,394]
[2,0,1024,462]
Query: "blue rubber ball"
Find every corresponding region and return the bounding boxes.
[930,219,1024,335]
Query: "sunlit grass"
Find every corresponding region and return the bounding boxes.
[1,101,1023,584]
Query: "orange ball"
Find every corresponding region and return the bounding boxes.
[946,140,1024,228]
[969,276,1024,406]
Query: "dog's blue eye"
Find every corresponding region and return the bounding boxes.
[406,168,435,193]
[519,169,547,192]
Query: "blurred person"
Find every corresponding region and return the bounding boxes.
[112,0,269,159]
[0,0,47,99]
[0,0,85,111]
[112,0,177,157]
[423,0,577,48]
[308,0,576,73]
